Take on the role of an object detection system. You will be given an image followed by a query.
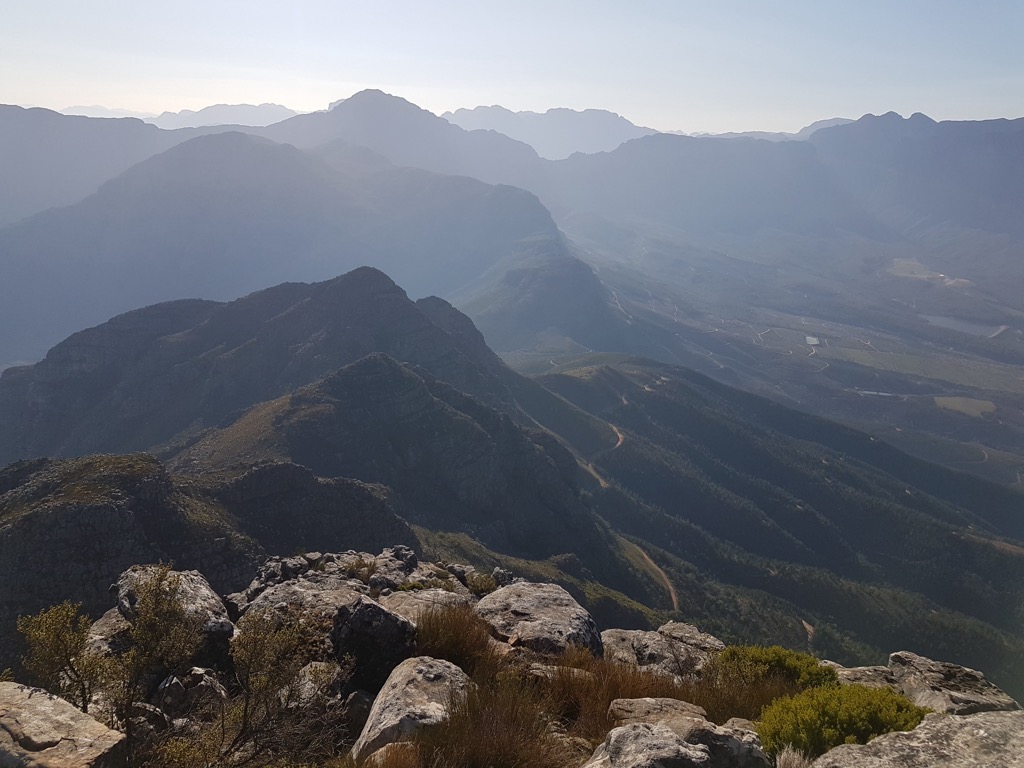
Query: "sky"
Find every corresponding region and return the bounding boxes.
[3,1,1023,133]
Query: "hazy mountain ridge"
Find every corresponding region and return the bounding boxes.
[146,102,297,129]
[0,129,567,366]
[442,104,658,159]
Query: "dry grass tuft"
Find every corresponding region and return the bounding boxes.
[774,745,814,768]
[418,676,574,768]
[543,646,691,744]
[414,604,498,677]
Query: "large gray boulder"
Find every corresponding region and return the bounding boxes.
[243,581,415,691]
[116,565,233,642]
[811,710,1024,767]
[474,582,602,655]
[609,698,770,768]
[582,722,711,767]
[887,651,1020,715]
[350,656,471,763]
[0,682,126,767]
[602,622,724,680]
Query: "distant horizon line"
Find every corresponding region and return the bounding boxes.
[9,92,1024,137]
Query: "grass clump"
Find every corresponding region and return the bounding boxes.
[418,676,574,768]
[757,684,929,758]
[415,604,497,677]
[544,646,689,743]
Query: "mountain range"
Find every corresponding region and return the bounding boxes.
[2,267,1023,700]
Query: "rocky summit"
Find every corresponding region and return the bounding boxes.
[3,550,1021,768]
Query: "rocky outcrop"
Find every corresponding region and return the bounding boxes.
[350,656,471,763]
[608,698,770,768]
[475,582,602,655]
[602,622,724,680]
[887,650,1020,715]
[833,651,1020,715]
[0,682,126,767]
[238,578,413,691]
[582,722,711,767]
[812,710,1024,767]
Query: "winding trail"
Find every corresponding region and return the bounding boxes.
[625,540,680,612]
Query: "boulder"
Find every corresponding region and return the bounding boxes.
[474,582,602,656]
[85,607,132,657]
[378,588,471,624]
[608,698,770,768]
[602,622,723,680]
[115,566,234,662]
[609,697,708,728]
[581,722,711,767]
[887,650,1020,715]
[811,710,1024,767]
[243,581,415,691]
[332,596,417,691]
[0,682,126,767]
[350,656,471,763]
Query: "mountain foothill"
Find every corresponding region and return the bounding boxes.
[2,92,1024,701]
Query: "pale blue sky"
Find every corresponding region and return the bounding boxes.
[3,1,1022,132]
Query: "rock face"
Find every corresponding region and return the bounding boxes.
[475,582,603,655]
[582,722,711,767]
[0,682,126,767]
[350,656,471,763]
[609,697,708,729]
[811,710,1024,767]
[602,622,725,680]
[833,651,1019,715]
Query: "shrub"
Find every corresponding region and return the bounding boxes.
[466,572,498,596]
[717,645,838,690]
[415,604,497,677]
[757,684,929,758]
[678,645,838,723]
[17,600,107,713]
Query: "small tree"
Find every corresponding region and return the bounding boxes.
[17,600,107,713]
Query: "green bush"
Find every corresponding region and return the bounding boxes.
[716,645,838,690]
[757,684,929,758]
[680,645,838,723]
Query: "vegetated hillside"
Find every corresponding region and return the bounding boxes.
[442,104,657,159]
[0,130,563,366]
[534,355,1024,697]
[0,453,414,671]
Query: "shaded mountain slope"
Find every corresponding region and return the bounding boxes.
[0,130,562,366]
[170,352,616,568]
[0,453,415,670]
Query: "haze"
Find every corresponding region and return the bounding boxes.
[4,0,1023,133]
